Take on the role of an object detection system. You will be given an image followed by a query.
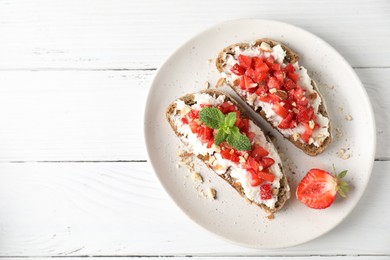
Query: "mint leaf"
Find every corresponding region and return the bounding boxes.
[199,107,250,151]
[225,112,236,127]
[226,126,251,151]
[199,107,225,129]
[214,129,227,145]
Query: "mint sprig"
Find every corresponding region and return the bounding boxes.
[199,107,251,151]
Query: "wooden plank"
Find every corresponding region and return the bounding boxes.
[0,68,388,162]
[0,0,389,69]
[0,161,388,256]
[0,70,152,161]
[1,257,389,260]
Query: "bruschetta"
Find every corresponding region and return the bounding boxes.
[216,39,331,156]
[166,90,290,214]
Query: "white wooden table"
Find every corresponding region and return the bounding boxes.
[0,1,389,259]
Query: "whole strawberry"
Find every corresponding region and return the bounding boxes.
[296,167,349,209]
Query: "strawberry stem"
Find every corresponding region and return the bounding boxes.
[332,164,349,198]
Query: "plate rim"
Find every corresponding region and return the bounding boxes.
[143,18,376,249]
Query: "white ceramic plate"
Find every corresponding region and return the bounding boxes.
[144,19,375,248]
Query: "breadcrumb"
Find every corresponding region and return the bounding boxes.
[208,188,217,200]
[192,172,203,183]
[337,148,352,160]
[204,81,210,89]
[345,114,353,121]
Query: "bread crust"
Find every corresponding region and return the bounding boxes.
[216,38,331,156]
[166,89,290,214]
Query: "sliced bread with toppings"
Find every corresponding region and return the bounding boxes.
[216,39,331,156]
[166,90,290,214]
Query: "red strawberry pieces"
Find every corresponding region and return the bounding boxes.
[230,51,320,143]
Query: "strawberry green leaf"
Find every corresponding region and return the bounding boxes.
[199,107,225,129]
[338,188,347,198]
[338,170,348,179]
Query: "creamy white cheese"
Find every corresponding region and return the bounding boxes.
[221,44,330,147]
[171,93,285,209]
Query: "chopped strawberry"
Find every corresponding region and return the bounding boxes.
[267,76,281,89]
[271,63,281,72]
[181,117,188,124]
[219,102,237,114]
[255,83,268,96]
[235,118,249,133]
[260,183,272,200]
[260,157,275,169]
[230,153,240,163]
[244,75,257,89]
[274,71,284,83]
[259,93,280,103]
[258,171,275,183]
[272,102,289,118]
[265,56,275,66]
[284,78,296,90]
[248,169,263,187]
[206,138,214,148]
[247,156,260,171]
[300,122,313,143]
[189,121,199,133]
[285,63,295,73]
[278,112,294,129]
[252,69,269,83]
[230,63,245,76]
[239,76,246,90]
[198,125,212,142]
[220,148,231,160]
[187,110,199,119]
[200,104,212,108]
[297,106,314,123]
[257,62,270,73]
[296,168,349,209]
[253,57,264,69]
[251,144,269,160]
[245,67,254,78]
[246,131,256,143]
[287,72,299,83]
[238,54,253,69]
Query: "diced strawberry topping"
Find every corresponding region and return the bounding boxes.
[189,121,199,133]
[272,102,289,118]
[238,54,252,69]
[287,72,299,83]
[260,157,275,169]
[267,76,281,90]
[260,184,272,200]
[232,52,320,140]
[257,171,275,183]
[230,63,245,76]
[219,102,237,114]
[187,110,199,120]
[301,122,313,143]
[246,131,256,143]
[248,169,263,187]
[181,117,188,124]
[278,112,295,129]
[251,144,269,160]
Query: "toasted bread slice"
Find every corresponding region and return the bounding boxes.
[166,89,290,214]
[216,39,331,156]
